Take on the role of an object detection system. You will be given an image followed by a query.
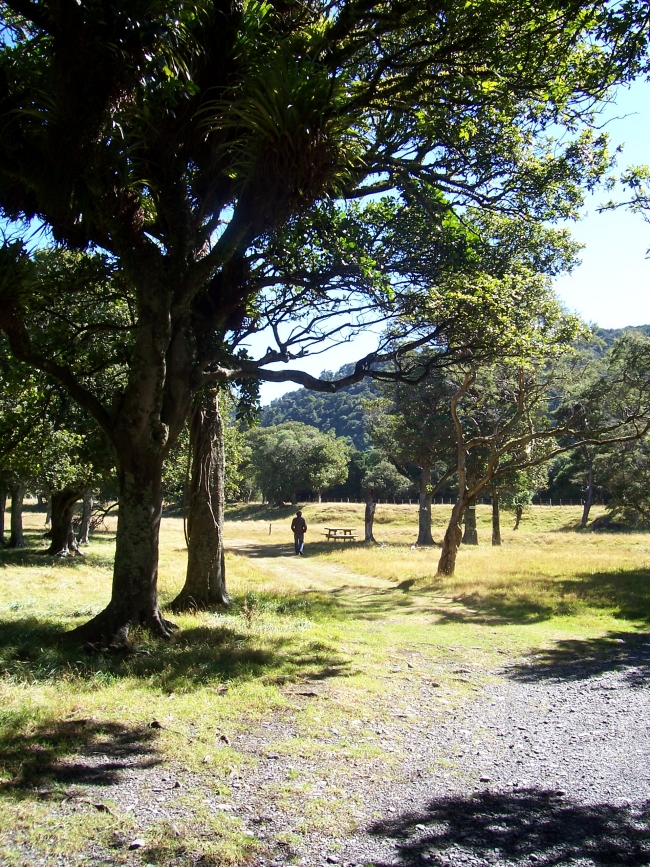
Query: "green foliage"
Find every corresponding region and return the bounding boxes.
[0,337,113,495]
[366,370,458,492]
[247,422,349,502]
[596,435,650,526]
[361,460,413,500]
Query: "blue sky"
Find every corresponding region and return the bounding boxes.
[256,79,650,404]
[553,78,650,329]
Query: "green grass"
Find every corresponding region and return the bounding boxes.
[1,503,649,864]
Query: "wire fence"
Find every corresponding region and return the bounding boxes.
[313,497,588,507]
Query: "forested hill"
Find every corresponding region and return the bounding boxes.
[261,327,650,449]
[261,364,381,450]
[595,324,650,348]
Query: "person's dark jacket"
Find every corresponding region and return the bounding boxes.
[291,516,307,534]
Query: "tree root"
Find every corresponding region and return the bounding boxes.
[69,603,178,646]
[168,589,231,614]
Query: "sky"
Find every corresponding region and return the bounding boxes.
[253,79,650,404]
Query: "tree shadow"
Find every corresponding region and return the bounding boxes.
[367,789,650,866]
[0,717,159,798]
[434,591,556,625]
[227,539,368,558]
[228,541,300,559]
[505,630,650,686]
[0,614,354,692]
[429,566,650,627]
[0,530,115,569]
[556,569,650,624]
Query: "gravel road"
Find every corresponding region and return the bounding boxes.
[238,630,650,867]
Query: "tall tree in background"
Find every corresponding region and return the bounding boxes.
[0,0,647,644]
[248,422,349,505]
[436,333,650,575]
[366,373,456,546]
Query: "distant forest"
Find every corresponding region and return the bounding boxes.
[262,327,650,446]
[260,326,650,501]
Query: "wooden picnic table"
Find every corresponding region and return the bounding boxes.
[323,527,359,541]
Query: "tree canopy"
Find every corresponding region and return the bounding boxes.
[248,421,349,504]
[1,0,649,643]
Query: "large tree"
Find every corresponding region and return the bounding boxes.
[0,0,647,644]
[247,422,349,504]
[436,334,650,575]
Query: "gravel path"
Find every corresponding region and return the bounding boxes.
[6,635,649,867]
[230,631,650,867]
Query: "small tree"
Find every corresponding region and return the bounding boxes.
[366,375,458,546]
[360,459,413,543]
[594,436,650,526]
[495,465,548,536]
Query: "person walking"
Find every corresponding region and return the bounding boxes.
[291,510,307,555]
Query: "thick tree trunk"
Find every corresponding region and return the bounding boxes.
[9,484,25,548]
[45,492,52,528]
[416,464,434,546]
[462,499,478,545]
[513,505,523,530]
[69,454,176,645]
[365,490,377,542]
[580,452,595,529]
[492,492,501,546]
[47,487,84,556]
[79,489,93,545]
[438,499,465,576]
[0,483,6,545]
[171,390,229,612]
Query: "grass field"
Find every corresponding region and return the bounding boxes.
[1,502,649,865]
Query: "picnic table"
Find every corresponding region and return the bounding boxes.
[323,527,359,541]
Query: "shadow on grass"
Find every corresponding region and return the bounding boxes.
[367,788,650,866]
[506,630,650,686]
[0,613,354,692]
[430,566,650,627]
[228,539,372,558]
[0,717,159,796]
[0,530,116,570]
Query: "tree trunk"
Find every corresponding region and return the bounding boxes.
[416,464,434,546]
[9,484,25,548]
[580,451,595,529]
[491,492,501,546]
[462,499,478,545]
[365,490,377,542]
[47,487,84,556]
[172,389,229,612]
[69,451,176,645]
[513,505,523,530]
[317,490,322,504]
[437,499,465,575]
[79,489,93,545]
[0,483,6,545]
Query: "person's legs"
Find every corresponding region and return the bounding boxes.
[294,533,304,555]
